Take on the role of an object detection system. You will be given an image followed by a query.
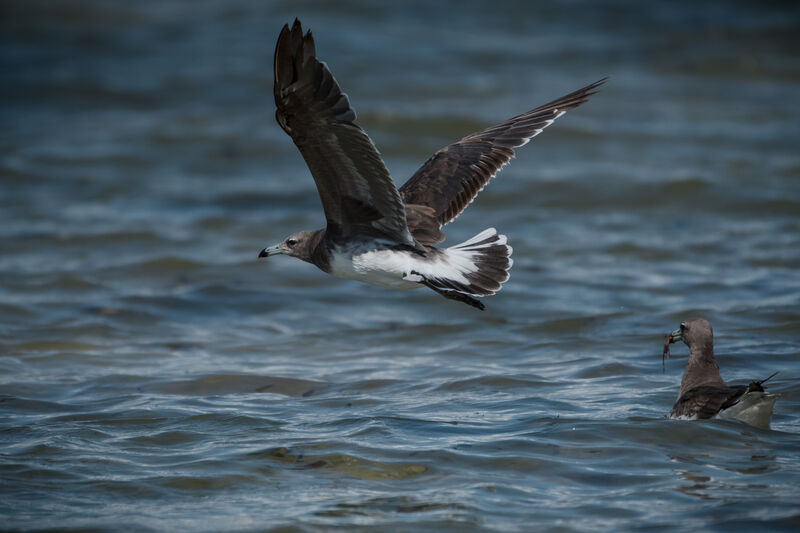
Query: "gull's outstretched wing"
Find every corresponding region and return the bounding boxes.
[274,19,415,245]
[399,79,605,241]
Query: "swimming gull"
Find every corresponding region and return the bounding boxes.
[259,19,605,310]
[664,318,778,429]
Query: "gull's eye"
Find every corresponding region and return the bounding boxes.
[287,238,297,247]
[680,322,687,331]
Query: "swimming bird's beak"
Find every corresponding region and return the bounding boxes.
[258,244,284,258]
[667,328,682,344]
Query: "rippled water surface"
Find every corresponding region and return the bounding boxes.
[2,1,800,531]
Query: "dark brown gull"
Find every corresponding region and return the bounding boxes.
[259,19,605,310]
[665,318,778,429]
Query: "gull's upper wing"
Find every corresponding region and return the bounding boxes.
[399,79,606,236]
[274,19,414,245]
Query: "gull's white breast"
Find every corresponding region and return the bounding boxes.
[329,247,420,290]
[328,238,489,291]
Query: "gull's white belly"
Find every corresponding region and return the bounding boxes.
[329,249,421,290]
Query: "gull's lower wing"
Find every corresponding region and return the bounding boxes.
[670,384,748,419]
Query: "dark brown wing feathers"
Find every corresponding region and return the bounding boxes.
[274,20,413,244]
[669,384,747,419]
[399,78,606,238]
[275,19,603,248]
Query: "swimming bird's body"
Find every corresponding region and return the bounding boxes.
[665,318,778,429]
[260,19,604,309]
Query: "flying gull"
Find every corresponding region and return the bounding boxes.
[259,19,605,310]
[664,318,779,429]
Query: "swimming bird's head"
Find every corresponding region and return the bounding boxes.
[668,318,713,352]
[258,230,318,263]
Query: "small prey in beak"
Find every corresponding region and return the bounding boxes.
[662,326,683,373]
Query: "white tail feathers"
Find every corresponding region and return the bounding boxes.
[425,227,513,296]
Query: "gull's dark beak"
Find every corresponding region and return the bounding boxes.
[668,328,682,344]
[258,245,283,259]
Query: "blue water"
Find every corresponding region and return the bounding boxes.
[1,1,799,531]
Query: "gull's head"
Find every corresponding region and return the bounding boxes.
[668,318,713,351]
[258,230,317,262]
